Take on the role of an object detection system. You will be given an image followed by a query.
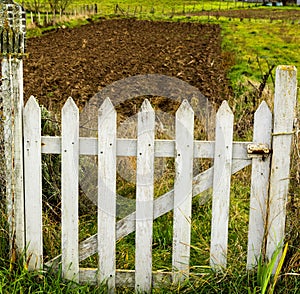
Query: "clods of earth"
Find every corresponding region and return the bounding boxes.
[23,19,233,115]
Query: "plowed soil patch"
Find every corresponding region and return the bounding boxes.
[23,19,233,111]
[188,8,300,20]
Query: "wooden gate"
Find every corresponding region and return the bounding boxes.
[20,66,297,292]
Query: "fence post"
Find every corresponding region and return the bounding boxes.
[266,65,297,269]
[0,0,26,257]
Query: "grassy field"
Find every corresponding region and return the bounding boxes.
[1,1,300,293]
[24,0,258,14]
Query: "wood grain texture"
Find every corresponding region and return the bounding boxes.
[135,100,155,293]
[41,137,249,159]
[266,66,297,269]
[61,98,79,282]
[97,98,117,292]
[24,96,43,270]
[2,57,25,254]
[247,101,272,269]
[172,100,194,282]
[210,101,234,270]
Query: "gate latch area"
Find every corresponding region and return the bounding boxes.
[247,143,271,159]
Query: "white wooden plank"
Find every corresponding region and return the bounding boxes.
[247,101,272,269]
[24,96,43,270]
[61,98,79,282]
[41,137,250,159]
[46,158,251,268]
[210,101,234,270]
[172,100,194,283]
[266,66,297,268]
[97,98,117,292]
[135,99,155,293]
[79,269,172,288]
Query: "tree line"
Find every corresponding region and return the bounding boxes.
[23,0,73,14]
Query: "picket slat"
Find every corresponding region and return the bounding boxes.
[247,101,272,269]
[98,98,117,292]
[24,96,43,270]
[135,100,155,293]
[172,100,194,282]
[210,101,234,270]
[61,98,79,282]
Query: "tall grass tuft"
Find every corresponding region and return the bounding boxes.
[255,243,288,294]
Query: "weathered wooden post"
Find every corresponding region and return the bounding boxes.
[266,65,297,270]
[0,0,26,257]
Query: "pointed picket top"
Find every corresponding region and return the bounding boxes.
[176,99,194,119]
[137,99,155,141]
[24,95,39,112]
[24,95,40,115]
[140,99,155,113]
[255,100,271,117]
[175,99,194,143]
[216,100,233,119]
[24,95,41,128]
[254,101,272,121]
[98,97,115,117]
[98,97,116,136]
[98,97,116,132]
[253,101,272,142]
[62,97,78,113]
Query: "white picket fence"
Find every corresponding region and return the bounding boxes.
[1,3,297,291]
[22,66,297,292]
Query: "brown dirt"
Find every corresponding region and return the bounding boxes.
[187,8,300,20]
[23,19,234,112]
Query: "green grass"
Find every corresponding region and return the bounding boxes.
[24,0,258,14]
[2,2,300,293]
[0,258,107,293]
[222,19,300,87]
